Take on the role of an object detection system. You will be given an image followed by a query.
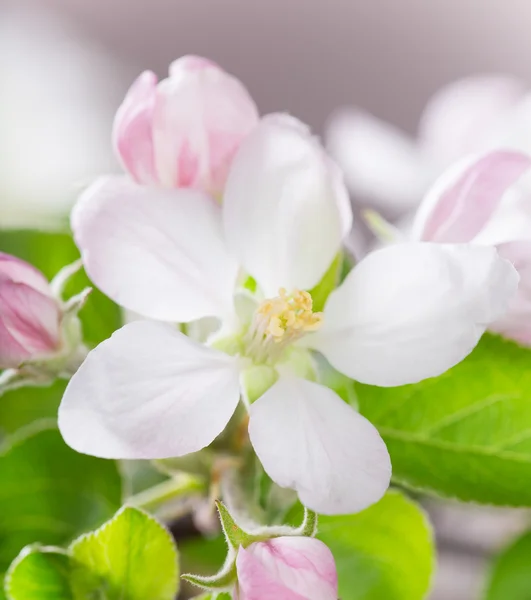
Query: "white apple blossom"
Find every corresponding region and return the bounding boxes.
[58,114,518,515]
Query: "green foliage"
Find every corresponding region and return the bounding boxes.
[5,547,72,600]
[0,423,122,574]
[484,530,531,600]
[69,507,179,600]
[356,334,531,505]
[0,230,122,347]
[318,490,434,600]
[5,508,179,600]
[0,381,65,438]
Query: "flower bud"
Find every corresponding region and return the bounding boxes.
[0,253,88,391]
[235,537,338,600]
[0,253,62,369]
[113,55,259,196]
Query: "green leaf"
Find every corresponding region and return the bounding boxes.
[4,546,72,600]
[0,423,122,572]
[0,230,121,346]
[0,381,65,438]
[318,490,434,600]
[195,594,232,600]
[69,506,179,600]
[356,334,531,505]
[484,530,531,600]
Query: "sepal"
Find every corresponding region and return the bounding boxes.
[181,557,237,592]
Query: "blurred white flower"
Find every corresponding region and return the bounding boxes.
[0,6,123,230]
[327,76,531,219]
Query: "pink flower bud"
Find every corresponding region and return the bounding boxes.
[0,253,61,369]
[236,537,338,600]
[113,55,259,196]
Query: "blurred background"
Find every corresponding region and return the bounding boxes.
[3,0,531,597]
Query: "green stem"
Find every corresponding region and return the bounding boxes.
[127,474,206,512]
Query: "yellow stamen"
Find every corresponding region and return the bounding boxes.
[250,288,324,358]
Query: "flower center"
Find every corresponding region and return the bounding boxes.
[245,288,323,364]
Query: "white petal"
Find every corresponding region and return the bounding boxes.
[72,175,239,322]
[412,151,531,243]
[223,114,352,297]
[58,320,241,458]
[489,240,531,346]
[419,76,526,165]
[309,243,519,386]
[248,377,391,515]
[473,175,531,246]
[326,108,431,216]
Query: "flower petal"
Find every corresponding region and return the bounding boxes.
[248,377,391,515]
[326,108,431,216]
[0,252,51,295]
[472,178,531,246]
[412,151,531,243]
[223,114,352,297]
[72,175,239,322]
[112,71,159,185]
[58,320,242,459]
[0,282,61,368]
[152,56,259,195]
[236,537,338,600]
[419,76,526,165]
[309,243,518,386]
[489,241,531,345]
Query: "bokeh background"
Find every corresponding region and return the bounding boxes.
[3,1,531,597]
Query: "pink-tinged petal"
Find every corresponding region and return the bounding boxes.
[0,252,51,295]
[152,56,259,194]
[0,282,61,368]
[489,241,531,345]
[113,71,159,185]
[58,320,241,459]
[419,76,526,165]
[309,243,518,387]
[223,114,352,297]
[472,180,531,246]
[412,151,531,243]
[249,377,391,515]
[236,537,338,600]
[72,176,239,323]
[326,108,431,217]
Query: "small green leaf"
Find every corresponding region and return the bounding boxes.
[356,334,531,505]
[308,253,342,312]
[0,230,122,346]
[484,530,531,600]
[0,423,122,573]
[69,506,179,600]
[318,490,434,600]
[195,594,232,600]
[4,546,72,600]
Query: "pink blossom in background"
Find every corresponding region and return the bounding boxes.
[113,55,259,197]
[0,253,61,369]
[412,150,531,346]
[235,537,338,600]
[327,75,531,218]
